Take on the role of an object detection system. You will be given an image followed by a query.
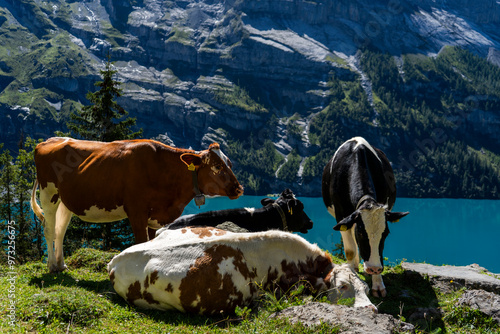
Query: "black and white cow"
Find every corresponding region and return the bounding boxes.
[157,189,313,235]
[322,137,409,297]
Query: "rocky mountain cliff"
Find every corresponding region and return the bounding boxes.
[1,0,500,197]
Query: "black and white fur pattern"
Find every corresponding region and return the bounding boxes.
[157,189,313,235]
[322,137,409,297]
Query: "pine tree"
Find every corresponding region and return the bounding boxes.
[14,137,43,262]
[67,55,142,141]
[0,145,14,225]
[0,145,16,263]
[0,138,44,263]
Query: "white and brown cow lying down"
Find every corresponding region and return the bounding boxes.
[157,189,313,235]
[108,227,376,315]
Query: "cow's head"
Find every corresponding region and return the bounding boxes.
[260,189,313,233]
[180,143,243,200]
[333,198,409,275]
[325,263,377,311]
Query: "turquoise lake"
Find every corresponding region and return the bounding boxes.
[182,196,500,273]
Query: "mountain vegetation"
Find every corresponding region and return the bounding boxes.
[302,47,500,199]
[0,0,499,199]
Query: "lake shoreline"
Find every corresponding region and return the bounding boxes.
[182,196,500,273]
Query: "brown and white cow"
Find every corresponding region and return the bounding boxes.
[322,137,409,297]
[30,137,243,273]
[107,227,376,315]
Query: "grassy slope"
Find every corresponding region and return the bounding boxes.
[1,248,498,333]
[0,248,337,333]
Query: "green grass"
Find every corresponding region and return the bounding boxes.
[1,248,338,333]
[324,54,349,67]
[1,249,498,333]
[0,24,91,121]
[213,83,268,114]
[167,27,194,46]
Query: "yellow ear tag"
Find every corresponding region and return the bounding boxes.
[188,163,196,171]
[340,225,348,231]
[393,219,400,223]
[289,208,293,215]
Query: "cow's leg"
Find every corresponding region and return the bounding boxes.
[341,228,359,272]
[39,184,59,272]
[129,212,149,243]
[53,202,72,272]
[147,227,157,240]
[371,274,386,298]
[43,209,57,272]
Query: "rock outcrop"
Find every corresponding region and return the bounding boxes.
[401,262,500,294]
[457,290,500,324]
[273,302,415,334]
[271,262,500,332]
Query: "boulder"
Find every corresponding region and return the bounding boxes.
[456,290,500,324]
[272,302,415,334]
[401,263,500,294]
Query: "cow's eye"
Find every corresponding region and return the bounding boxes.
[212,165,223,173]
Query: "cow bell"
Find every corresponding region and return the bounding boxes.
[194,194,205,207]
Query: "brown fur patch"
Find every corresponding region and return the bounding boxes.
[165,283,173,293]
[179,244,256,315]
[126,281,142,304]
[126,279,160,305]
[150,270,159,285]
[263,266,280,292]
[50,193,59,204]
[215,229,227,236]
[143,291,159,305]
[109,269,115,286]
[143,270,159,289]
[189,227,227,239]
[323,270,333,289]
[272,254,333,293]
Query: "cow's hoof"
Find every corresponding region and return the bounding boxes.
[371,288,387,298]
[49,264,67,273]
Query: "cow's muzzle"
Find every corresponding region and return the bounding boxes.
[365,266,383,275]
[229,185,244,199]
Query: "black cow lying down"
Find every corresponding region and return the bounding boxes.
[157,189,313,235]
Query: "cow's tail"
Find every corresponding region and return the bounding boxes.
[31,180,45,223]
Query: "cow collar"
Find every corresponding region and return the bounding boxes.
[356,194,374,210]
[190,170,205,208]
[272,202,288,231]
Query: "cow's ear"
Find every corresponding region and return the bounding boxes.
[208,142,220,151]
[287,199,303,215]
[386,211,409,223]
[333,211,360,231]
[180,153,203,170]
[281,188,294,198]
[261,198,274,206]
